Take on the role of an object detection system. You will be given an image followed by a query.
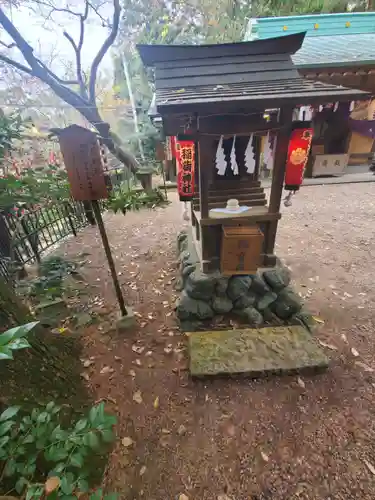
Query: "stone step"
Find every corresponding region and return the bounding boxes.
[188,326,329,378]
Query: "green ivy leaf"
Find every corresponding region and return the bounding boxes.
[51,462,65,475]
[84,431,100,449]
[31,408,40,421]
[0,435,10,448]
[46,401,55,412]
[36,438,47,450]
[101,429,115,443]
[60,476,74,495]
[51,424,66,441]
[0,321,38,346]
[0,347,14,360]
[0,420,15,436]
[4,457,16,476]
[75,418,88,431]
[104,494,118,500]
[9,337,31,350]
[26,485,44,500]
[0,405,20,421]
[48,445,69,462]
[70,453,84,468]
[88,405,99,425]
[37,411,49,423]
[77,478,89,492]
[23,434,35,444]
[15,476,28,494]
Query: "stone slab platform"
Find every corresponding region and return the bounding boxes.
[188,326,329,378]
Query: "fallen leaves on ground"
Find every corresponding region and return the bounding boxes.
[297,377,306,389]
[122,437,134,447]
[351,347,360,357]
[341,333,349,344]
[100,366,114,374]
[140,465,147,476]
[355,361,374,372]
[312,316,325,324]
[164,345,173,354]
[318,340,338,350]
[153,396,160,409]
[133,390,143,404]
[82,359,95,368]
[177,424,187,435]
[261,451,270,462]
[363,459,375,475]
[132,344,145,354]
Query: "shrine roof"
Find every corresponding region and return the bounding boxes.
[137,33,369,115]
[245,13,375,69]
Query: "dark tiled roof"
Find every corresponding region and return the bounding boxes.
[138,32,369,114]
[155,79,367,113]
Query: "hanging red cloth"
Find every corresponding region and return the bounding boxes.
[175,139,195,201]
[284,128,313,191]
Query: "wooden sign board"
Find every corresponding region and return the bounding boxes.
[58,125,108,201]
[311,153,349,177]
[221,225,264,276]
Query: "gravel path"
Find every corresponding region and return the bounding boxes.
[61,184,375,500]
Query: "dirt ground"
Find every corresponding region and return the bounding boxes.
[60,183,375,500]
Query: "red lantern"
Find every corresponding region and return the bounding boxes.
[175,139,195,201]
[284,128,313,191]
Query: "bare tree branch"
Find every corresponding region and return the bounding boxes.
[89,0,121,103]
[35,58,79,85]
[0,40,16,49]
[62,0,89,98]
[87,1,109,26]
[0,53,33,75]
[28,0,82,17]
[0,5,139,175]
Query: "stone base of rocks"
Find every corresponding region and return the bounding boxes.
[176,229,319,334]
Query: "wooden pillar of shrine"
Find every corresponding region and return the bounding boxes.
[264,107,293,266]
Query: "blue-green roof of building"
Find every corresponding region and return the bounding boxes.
[245,12,375,68]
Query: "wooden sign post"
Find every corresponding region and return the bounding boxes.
[58,125,134,328]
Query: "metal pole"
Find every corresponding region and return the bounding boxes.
[91,200,127,316]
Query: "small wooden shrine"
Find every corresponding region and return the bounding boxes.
[138,32,368,276]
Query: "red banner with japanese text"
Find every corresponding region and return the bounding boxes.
[284,128,313,191]
[175,140,195,201]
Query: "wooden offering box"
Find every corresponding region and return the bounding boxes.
[221,226,264,276]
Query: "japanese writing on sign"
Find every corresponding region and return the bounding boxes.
[57,125,108,201]
[175,140,195,201]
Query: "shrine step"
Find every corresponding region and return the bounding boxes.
[188,326,329,378]
[208,191,265,202]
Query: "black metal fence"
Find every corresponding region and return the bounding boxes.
[0,201,92,282]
